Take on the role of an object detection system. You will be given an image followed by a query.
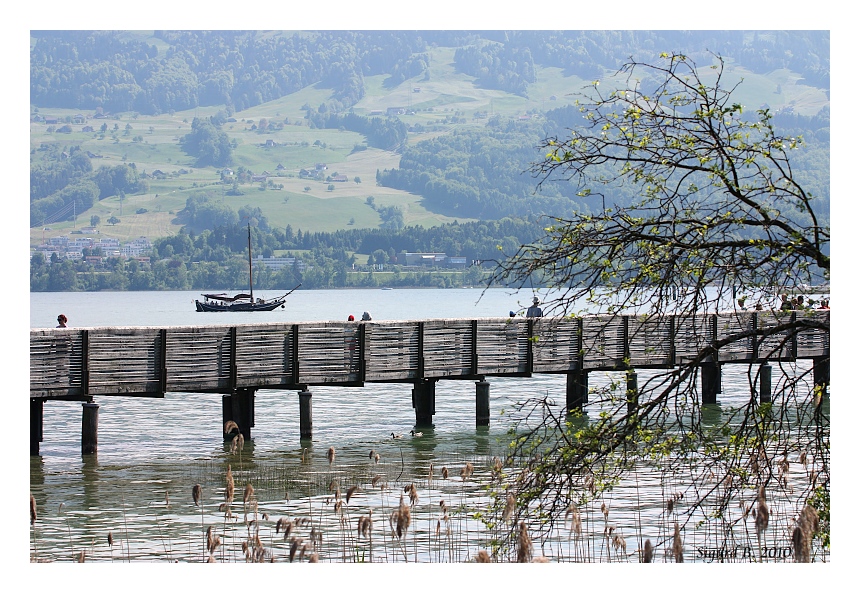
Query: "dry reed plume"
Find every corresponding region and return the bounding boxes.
[516,521,532,563]
[672,522,683,563]
[358,511,373,539]
[230,433,245,455]
[405,483,418,506]
[30,494,36,525]
[475,550,492,562]
[389,495,412,539]
[460,462,474,481]
[224,420,239,435]
[755,485,770,547]
[565,504,582,535]
[642,539,653,563]
[792,504,820,563]
[192,484,202,506]
[327,446,336,466]
[225,465,235,504]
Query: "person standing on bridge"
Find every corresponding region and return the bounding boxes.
[526,297,543,318]
[56,314,67,328]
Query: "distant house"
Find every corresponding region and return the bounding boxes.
[276,163,286,171]
[151,170,167,179]
[331,174,348,182]
[82,125,94,132]
[299,168,313,178]
[72,114,86,124]
[413,87,421,93]
[252,255,306,272]
[264,139,277,147]
[44,117,58,125]
[221,168,234,177]
[369,110,384,116]
[386,107,406,116]
[251,175,267,182]
[315,163,327,171]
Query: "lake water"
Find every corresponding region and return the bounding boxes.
[27,288,828,565]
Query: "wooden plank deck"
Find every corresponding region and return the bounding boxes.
[29,312,829,400]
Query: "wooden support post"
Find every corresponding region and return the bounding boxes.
[412,379,436,427]
[813,356,830,395]
[81,402,99,455]
[223,388,255,440]
[626,370,638,417]
[759,362,772,404]
[566,371,588,413]
[299,389,313,441]
[701,357,720,405]
[31,398,44,456]
[475,380,490,427]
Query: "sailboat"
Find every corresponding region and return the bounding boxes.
[195,224,301,312]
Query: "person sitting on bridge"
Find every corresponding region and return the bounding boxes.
[361,311,372,321]
[56,314,67,328]
[526,297,543,318]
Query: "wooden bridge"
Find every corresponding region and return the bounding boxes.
[30,311,829,455]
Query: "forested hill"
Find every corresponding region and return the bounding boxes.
[31,31,828,115]
[31,30,829,251]
[377,103,831,221]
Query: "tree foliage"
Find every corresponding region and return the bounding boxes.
[180,118,233,167]
[487,54,829,560]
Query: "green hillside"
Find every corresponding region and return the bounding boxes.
[30,34,829,248]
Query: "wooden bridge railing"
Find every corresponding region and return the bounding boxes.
[30,311,829,400]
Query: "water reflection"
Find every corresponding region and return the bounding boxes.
[474,426,490,457]
[81,454,100,509]
[700,403,723,428]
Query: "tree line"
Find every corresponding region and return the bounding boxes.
[30,214,547,292]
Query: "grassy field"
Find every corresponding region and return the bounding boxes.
[30,43,828,248]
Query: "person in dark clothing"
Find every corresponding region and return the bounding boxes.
[526,297,543,318]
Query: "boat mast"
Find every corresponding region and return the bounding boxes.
[247,223,253,302]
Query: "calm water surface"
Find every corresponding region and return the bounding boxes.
[28,289,827,563]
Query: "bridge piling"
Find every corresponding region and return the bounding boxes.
[475,380,490,427]
[701,357,720,404]
[759,363,772,404]
[412,379,436,427]
[626,370,638,417]
[30,398,44,456]
[566,371,588,413]
[81,402,99,455]
[299,389,313,440]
